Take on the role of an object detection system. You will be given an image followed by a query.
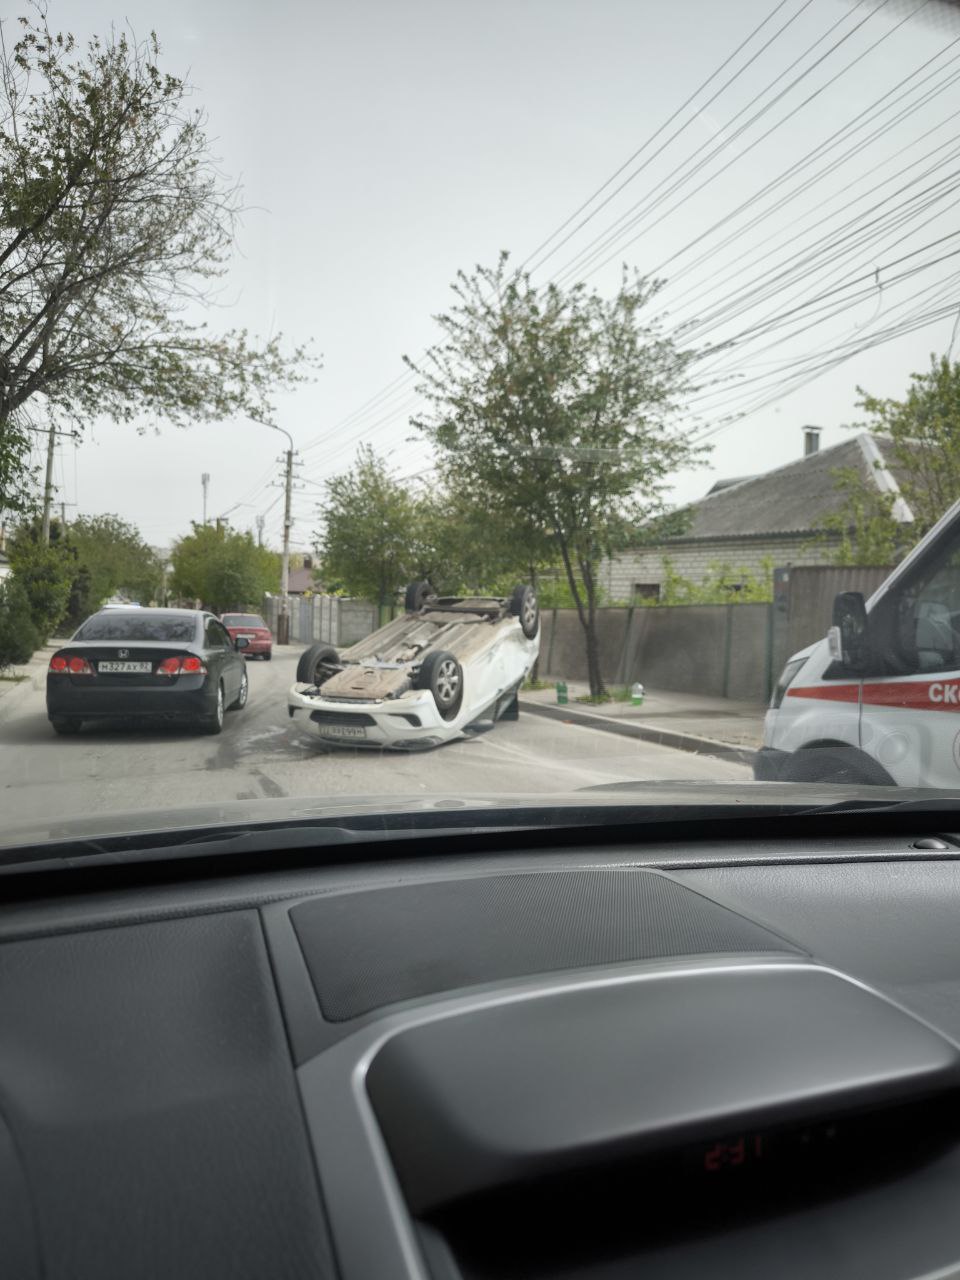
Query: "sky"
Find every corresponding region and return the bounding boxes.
[20,0,960,555]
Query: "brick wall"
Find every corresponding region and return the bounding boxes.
[601,536,842,601]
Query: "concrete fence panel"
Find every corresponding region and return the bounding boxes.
[338,601,379,646]
[542,604,774,701]
[726,604,774,701]
[623,606,730,697]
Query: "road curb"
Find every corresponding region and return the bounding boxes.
[520,698,758,767]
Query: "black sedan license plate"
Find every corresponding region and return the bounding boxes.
[98,661,153,674]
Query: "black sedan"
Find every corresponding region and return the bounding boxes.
[46,609,250,736]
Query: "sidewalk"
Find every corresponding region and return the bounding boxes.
[519,682,766,766]
[0,642,59,722]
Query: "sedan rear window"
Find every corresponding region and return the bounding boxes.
[74,614,198,643]
[222,615,266,628]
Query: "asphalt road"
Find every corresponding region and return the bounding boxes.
[0,645,749,828]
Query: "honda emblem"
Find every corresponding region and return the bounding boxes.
[117,649,130,659]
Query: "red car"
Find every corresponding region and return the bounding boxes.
[220,613,273,660]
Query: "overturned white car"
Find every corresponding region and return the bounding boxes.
[287,582,540,749]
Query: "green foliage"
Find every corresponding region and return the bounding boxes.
[633,506,695,545]
[315,446,423,604]
[315,446,565,606]
[0,576,40,669]
[413,488,555,595]
[170,523,280,613]
[0,10,315,512]
[653,557,774,606]
[818,468,904,567]
[859,355,960,533]
[406,253,703,695]
[822,356,960,565]
[535,574,608,609]
[64,514,162,627]
[7,536,74,637]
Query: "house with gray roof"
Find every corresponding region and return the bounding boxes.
[601,429,914,602]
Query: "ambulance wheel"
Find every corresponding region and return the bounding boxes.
[780,744,895,787]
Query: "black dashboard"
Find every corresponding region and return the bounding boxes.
[4,827,960,1279]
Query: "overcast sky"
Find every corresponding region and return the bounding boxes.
[28,0,960,553]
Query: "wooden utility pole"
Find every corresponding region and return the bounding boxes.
[40,419,56,544]
[279,447,293,645]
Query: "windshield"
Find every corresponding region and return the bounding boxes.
[73,614,199,643]
[222,615,267,629]
[2,0,960,848]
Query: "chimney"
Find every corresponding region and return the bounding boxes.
[803,426,821,458]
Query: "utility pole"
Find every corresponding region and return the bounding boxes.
[41,419,56,544]
[243,416,295,643]
[201,472,210,525]
[279,447,293,645]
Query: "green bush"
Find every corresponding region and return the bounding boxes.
[0,578,41,670]
[8,540,74,638]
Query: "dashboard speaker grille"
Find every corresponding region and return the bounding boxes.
[289,868,801,1021]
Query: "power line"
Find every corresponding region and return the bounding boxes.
[676,164,960,352]
[660,95,960,316]
[299,374,419,455]
[553,0,930,286]
[549,0,882,286]
[651,35,960,296]
[283,2,837,479]
[520,0,811,275]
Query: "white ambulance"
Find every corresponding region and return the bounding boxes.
[757,496,960,787]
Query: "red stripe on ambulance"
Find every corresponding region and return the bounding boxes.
[788,681,960,710]
[786,684,859,703]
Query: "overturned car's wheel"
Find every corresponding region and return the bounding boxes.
[405,581,433,613]
[416,649,463,721]
[509,583,540,639]
[296,644,340,686]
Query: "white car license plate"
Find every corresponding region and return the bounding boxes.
[98,661,153,674]
[321,724,366,739]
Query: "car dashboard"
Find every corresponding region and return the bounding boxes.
[4,827,960,1279]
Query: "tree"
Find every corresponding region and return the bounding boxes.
[406,254,702,697]
[170,523,279,614]
[414,488,556,596]
[315,446,422,606]
[819,468,903,567]
[824,356,960,565]
[63,513,161,626]
[0,574,39,668]
[0,9,315,513]
[8,526,73,635]
[657,556,774,605]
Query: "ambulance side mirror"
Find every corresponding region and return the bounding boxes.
[829,591,869,671]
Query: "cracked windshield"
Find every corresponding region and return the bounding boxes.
[3,0,960,844]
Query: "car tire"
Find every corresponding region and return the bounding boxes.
[199,683,225,735]
[405,581,433,613]
[416,649,463,720]
[509,583,540,639]
[229,667,248,711]
[779,744,895,786]
[264,651,272,661]
[296,643,339,686]
[51,717,82,736]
